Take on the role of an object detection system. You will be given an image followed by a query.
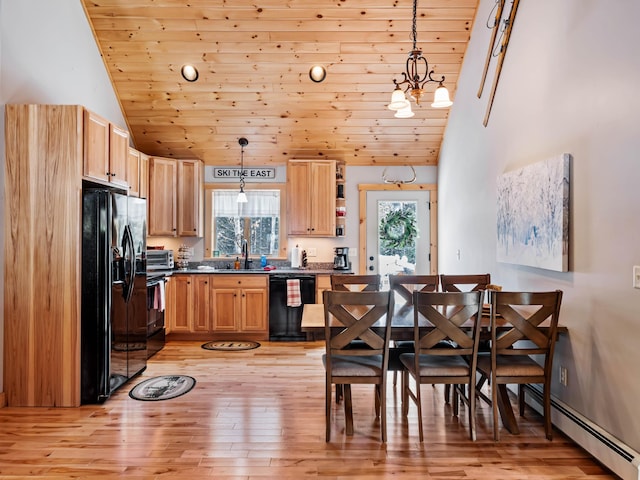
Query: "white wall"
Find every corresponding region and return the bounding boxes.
[439,0,640,454]
[0,0,127,395]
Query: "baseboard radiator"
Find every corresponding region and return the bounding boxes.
[524,385,640,480]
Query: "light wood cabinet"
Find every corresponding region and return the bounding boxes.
[164,276,176,334]
[109,124,129,188]
[139,152,149,199]
[167,274,266,336]
[148,156,177,236]
[316,274,332,303]
[193,275,211,331]
[177,159,204,237]
[4,104,84,407]
[167,274,211,333]
[210,275,268,335]
[127,147,141,197]
[169,275,194,332]
[148,157,203,237]
[83,109,129,189]
[287,160,336,236]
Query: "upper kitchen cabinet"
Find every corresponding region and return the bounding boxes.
[287,159,337,236]
[148,157,203,237]
[139,152,149,199]
[127,147,141,197]
[148,156,177,236]
[177,159,204,237]
[83,109,129,189]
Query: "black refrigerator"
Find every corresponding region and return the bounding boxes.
[81,189,147,404]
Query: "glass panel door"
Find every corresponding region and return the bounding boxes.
[365,190,431,289]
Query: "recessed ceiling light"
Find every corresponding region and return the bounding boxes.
[181,64,199,82]
[309,65,327,83]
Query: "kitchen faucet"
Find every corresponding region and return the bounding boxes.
[241,238,251,269]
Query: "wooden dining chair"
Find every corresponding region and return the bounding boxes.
[400,290,484,441]
[329,274,381,403]
[388,275,440,388]
[322,290,393,442]
[330,274,380,292]
[439,273,492,401]
[476,290,563,441]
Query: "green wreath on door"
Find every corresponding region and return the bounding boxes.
[379,207,418,250]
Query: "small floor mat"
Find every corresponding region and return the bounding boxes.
[129,375,196,401]
[201,341,260,351]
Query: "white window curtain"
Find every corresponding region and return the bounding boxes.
[213,190,280,216]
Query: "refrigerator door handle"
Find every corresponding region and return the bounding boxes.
[122,225,136,302]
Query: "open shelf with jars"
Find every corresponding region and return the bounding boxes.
[335,162,346,237]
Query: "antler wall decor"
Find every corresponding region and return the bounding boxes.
[382,166,417,184]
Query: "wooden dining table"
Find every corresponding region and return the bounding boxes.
[301,302,567,436]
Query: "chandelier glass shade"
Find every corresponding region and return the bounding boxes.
[394,103,415,118]
[388,0,452,111]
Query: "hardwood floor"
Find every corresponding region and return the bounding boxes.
[0,341,617,479]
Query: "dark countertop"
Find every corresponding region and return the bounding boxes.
[168,267,348,275]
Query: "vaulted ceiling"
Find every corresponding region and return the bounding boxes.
[81,0,479,167]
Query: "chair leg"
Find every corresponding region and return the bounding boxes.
[543,385,553,440]
[326,379,332,442]
[380,381,387,443]
[492,379,500,441]
[469,382,477,441]
[444,384,451,403]
[344,385,354,436]
[401,370,410,416]
[336,384,343,404]
[374,385,381,418]
[452,384,459,416]
[416,377,424,442]
[518,384,526,416]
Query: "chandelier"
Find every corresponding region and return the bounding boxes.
[388,0,453,116]
[237,137,248,203]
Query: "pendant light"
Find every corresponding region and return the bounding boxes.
[237,137,248,203]
[387,0,453,111]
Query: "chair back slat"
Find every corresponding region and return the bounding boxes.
[490,290,563,357]
[331,274,380,292]
[440,274,491,293]
[413,291,483,357]
[324,290,393,355]
[389,274,439,306]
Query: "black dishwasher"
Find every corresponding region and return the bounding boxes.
[269,274,316,341]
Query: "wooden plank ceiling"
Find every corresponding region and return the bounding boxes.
[81,0,479,167]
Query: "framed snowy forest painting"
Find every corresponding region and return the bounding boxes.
[496,154,570,272]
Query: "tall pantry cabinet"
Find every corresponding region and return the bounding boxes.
[4,104,84,407]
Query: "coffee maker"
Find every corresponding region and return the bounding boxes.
[333,247,350,270]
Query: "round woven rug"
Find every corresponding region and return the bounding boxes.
[201,340,260,351]
[129,375,196,401]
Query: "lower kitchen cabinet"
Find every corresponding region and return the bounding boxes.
[167,274,213,333]
[316,274,332,303]
[167,274,193,333]
[210,275,268,336]
[166,274,268,339]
